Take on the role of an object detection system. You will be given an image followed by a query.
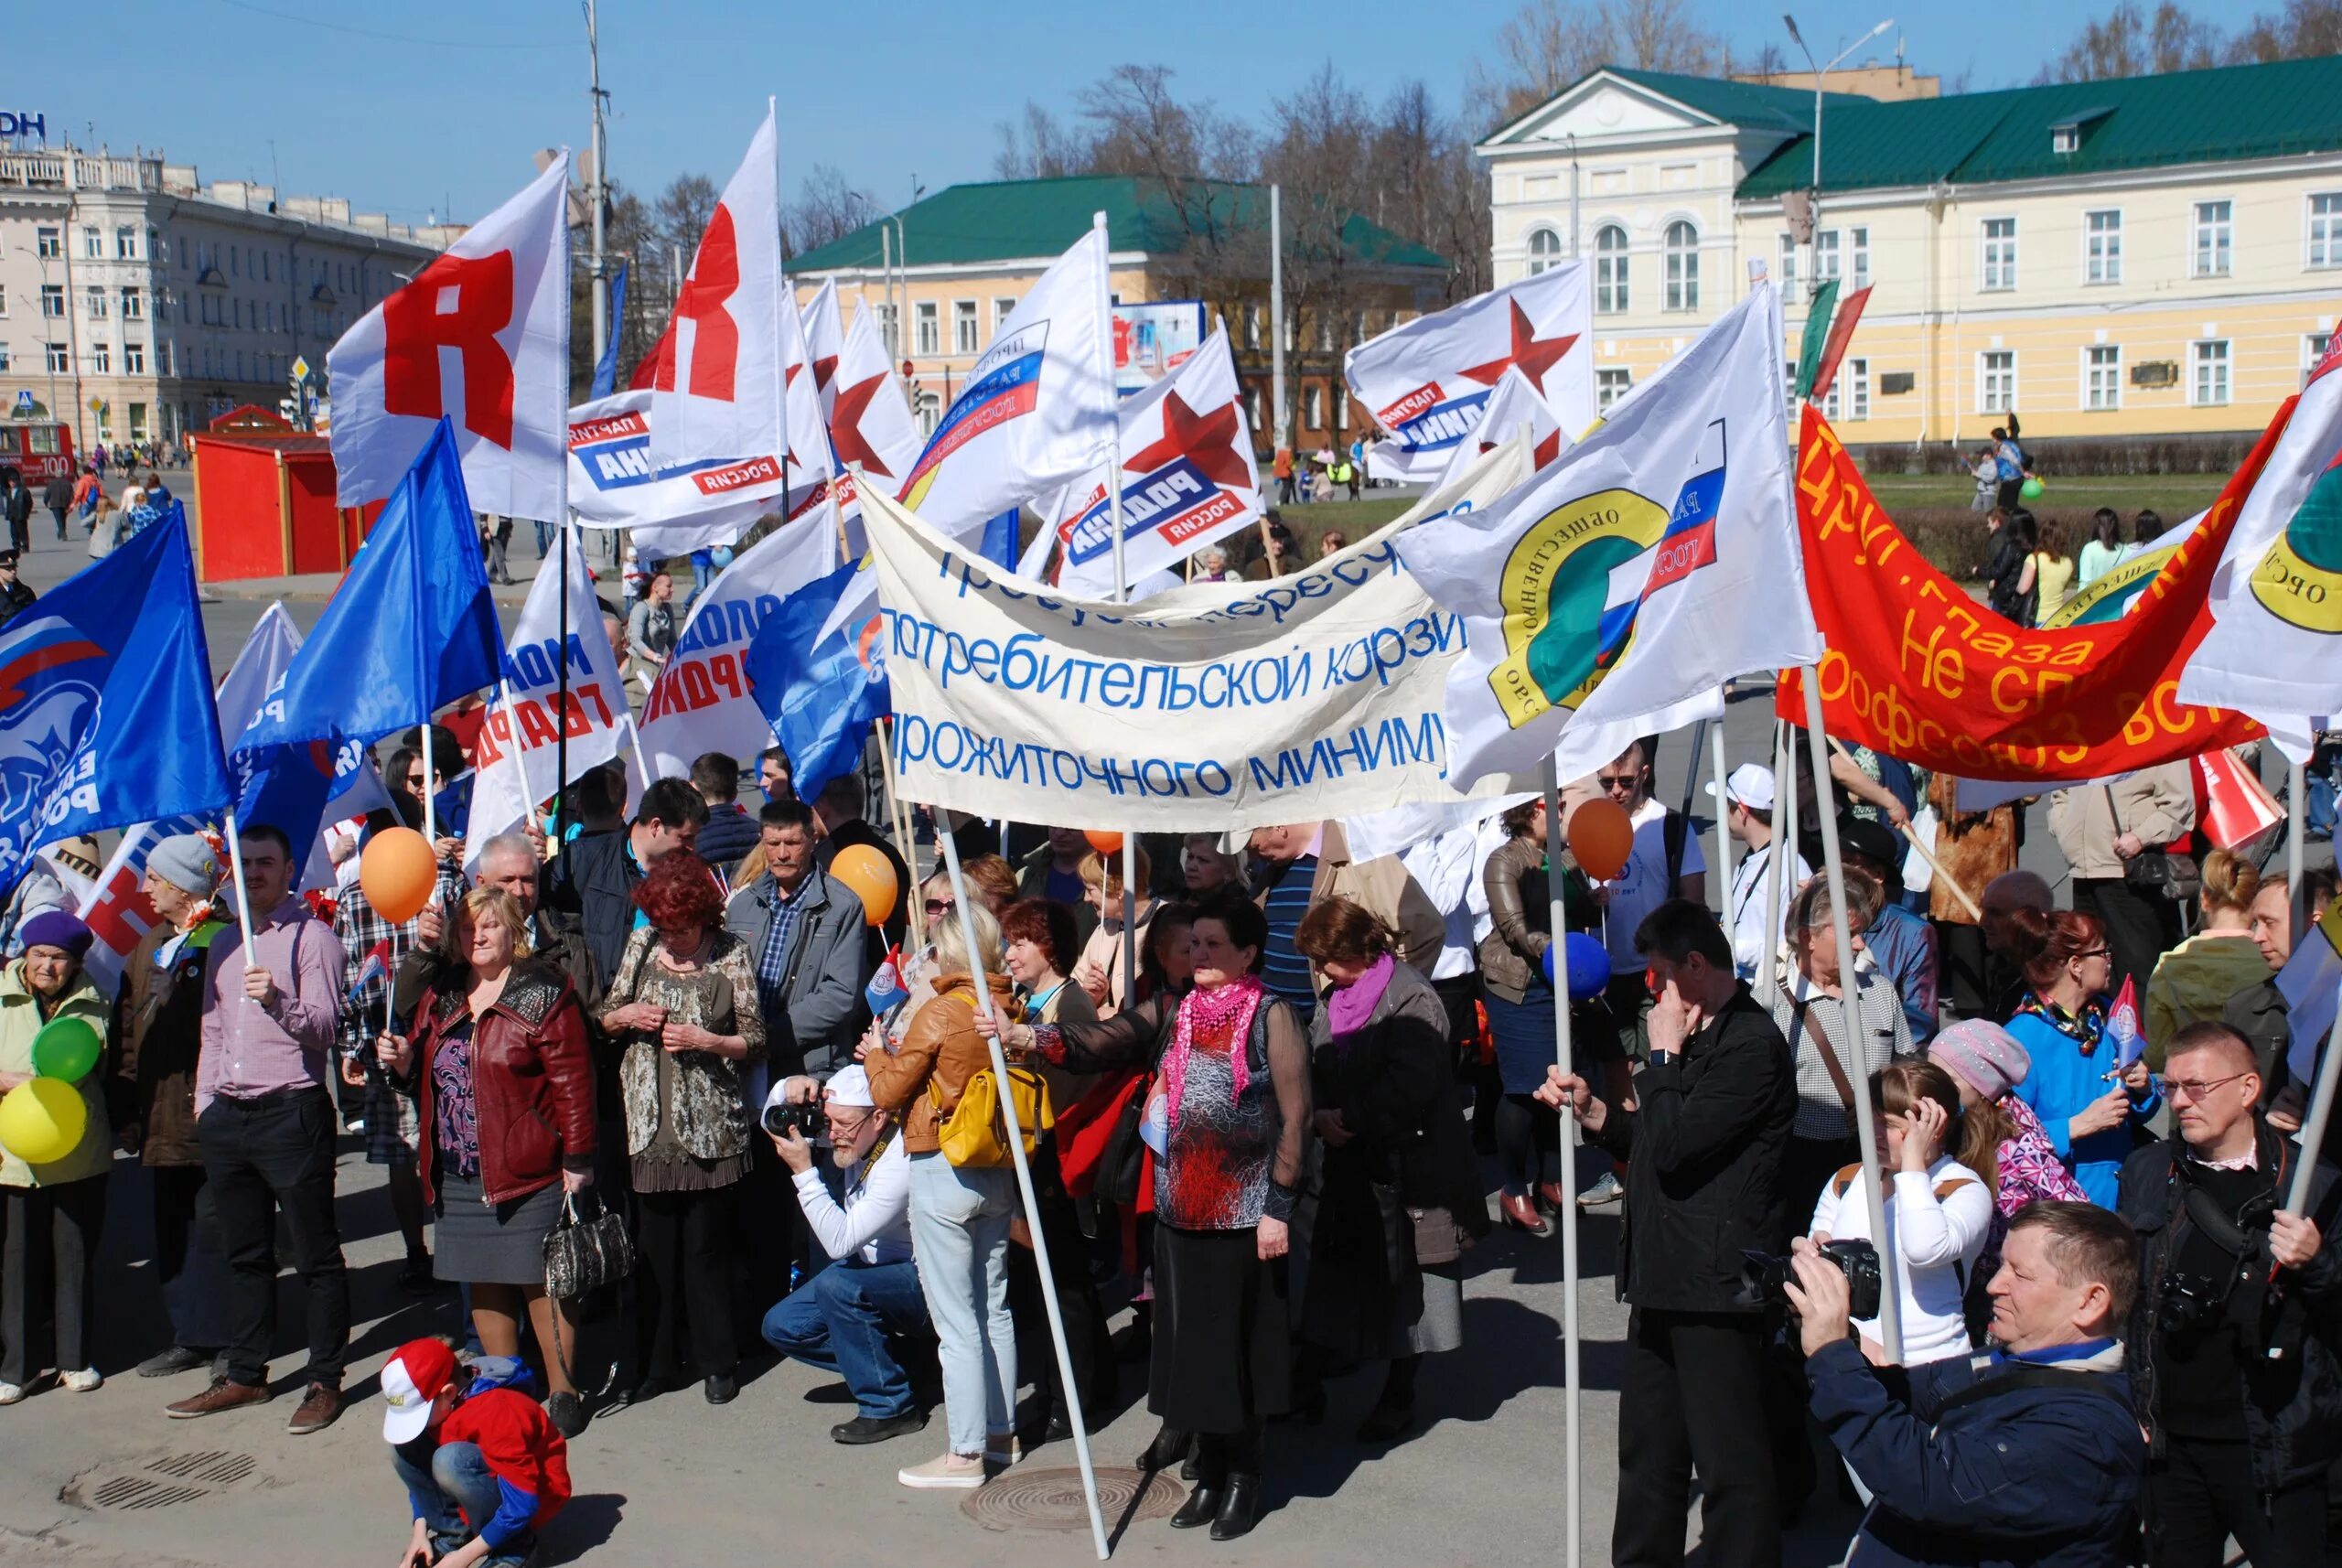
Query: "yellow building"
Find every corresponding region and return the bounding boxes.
[1478,59,2342,453]
[786,174,1452,454]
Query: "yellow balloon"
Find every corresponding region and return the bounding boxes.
[0,1077,88,1165]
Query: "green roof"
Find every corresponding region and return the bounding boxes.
[1737,54,2342,199]
[786,174,1447,274]
[1604,68,1869,134]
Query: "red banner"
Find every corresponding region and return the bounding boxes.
[1778,403,2286,781]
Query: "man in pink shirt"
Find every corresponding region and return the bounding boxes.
[167,823,352,1435]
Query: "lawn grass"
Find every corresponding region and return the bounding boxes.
[1862,471,2229,519]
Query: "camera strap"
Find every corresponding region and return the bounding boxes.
[1931,1363,2135,1426]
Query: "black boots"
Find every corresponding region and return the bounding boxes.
[1168,1423,1263,1540]
[1135,1421,1191,1473]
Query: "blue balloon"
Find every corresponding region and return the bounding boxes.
[712,546,736,568]
[1542,932,1613,1000]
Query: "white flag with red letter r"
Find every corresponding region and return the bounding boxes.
[650,107,785,476]
[327,155,572,522]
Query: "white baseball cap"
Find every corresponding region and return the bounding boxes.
[1705,763,1778,812]
[379,1337,458,1444]
[823,1064,876,1110]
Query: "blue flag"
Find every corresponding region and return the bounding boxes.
[590,262,629,399]
[0,515,231,890]
[743,562,889,805]
[235,419,507,760]
[215,603,342,860]
[977,508,1021,571]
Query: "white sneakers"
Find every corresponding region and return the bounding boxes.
[61,1368,102,1393]
[897,1452,987,1489]
[0,1383,22,1406]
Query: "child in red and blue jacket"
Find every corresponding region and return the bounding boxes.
[381,1337,571,1568]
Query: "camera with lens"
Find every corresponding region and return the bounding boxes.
[1739,1238,1884,1322]
[2158,1271,2231,1337]
[761,1099,825,1140]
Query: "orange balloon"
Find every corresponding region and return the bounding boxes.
[1567,796,1635,882]
[359,827,439,923]
[831,844,899,928]
[1083,829,1124,855]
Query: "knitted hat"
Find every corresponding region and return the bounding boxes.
[18,909,93,960]
[147,833,223,897]
[1929,1019,2031,1102]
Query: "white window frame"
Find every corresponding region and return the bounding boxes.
[82,226,101,260]
[992,296,1015,337]
[0,345,10,373]
[951,298,978,355]
[1305,384,1325,431]
[1815,229,1842,284]
[876,302,898,359]
[38,285,62,318]
[1595,225,1629,314]
[1526,227,1563,276]
[91,341,111,373]
[2083,209,2122,285]
[2084,344,2122,412]
[124,340,145,374]
[1663,220,1700,313]
[1777,233,1800,295]
[2312,194,2342,270]
[915,391,940,437]
[2191,199,2233,280]
[1596,366,1631,412]
[913,301,939,356]
[1840,358,1870,422]
[1849,226,1871,291]
[84,286,107,319]
[120,287,142,320]
[1242,303,1261,349]
[1980,217,2018,292]
[1978,349,2016,414]
[2192,338,2231,406]
[45,342,69,374]
[35,226,59,260]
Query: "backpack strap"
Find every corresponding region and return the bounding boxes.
[1832,1162,1863,1198]
[1934,1178,1978,1201]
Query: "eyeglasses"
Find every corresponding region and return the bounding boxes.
[2071,946,2112,961]
[2160,1070,2251,1101]
[1596,774,1639,792]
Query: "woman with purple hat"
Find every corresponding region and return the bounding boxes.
[0,910,110,1403]
[1928,1018,2085,1289]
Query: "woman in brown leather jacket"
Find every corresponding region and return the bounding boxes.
[1478,799,1609,1234]
[865,901,1021,1491]
[379,888,596,1432]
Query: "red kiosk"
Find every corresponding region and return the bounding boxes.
[188,405,382,582]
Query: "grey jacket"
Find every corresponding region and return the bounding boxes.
[723,867,868,1080]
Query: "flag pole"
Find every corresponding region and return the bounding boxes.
[2287,975,2342,1214]
[555,143,580,840]
[1759,719,1790,996]
[1799,678,1902,1360]
[1710,700,1734,920]
[222,811,258,963]
[936,828,1109,1560]
[413,480,440,881]
[876,718,921,952]
[1541,752,1582,1568]
[1090,209,1139,1012]
[1822,736,1980,921]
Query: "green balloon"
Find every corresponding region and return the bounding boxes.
[30,1015,101,1082]
[2019,477,2045,500]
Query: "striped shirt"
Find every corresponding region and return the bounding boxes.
[1258,854,1318,1025]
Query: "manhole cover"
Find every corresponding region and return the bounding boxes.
[962,1465,1185,1532]
[63,1450,262,1512]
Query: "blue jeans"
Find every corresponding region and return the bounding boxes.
[533,518,554,558]
[390,1440,533,1564]
[906,1154,1016,1456]
[761,1257,928,1419]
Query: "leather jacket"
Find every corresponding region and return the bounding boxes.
[409,960,597,1207]
[865,972,1016,1155]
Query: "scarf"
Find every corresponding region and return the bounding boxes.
[1326,952,1396,1040]
[1161,975,1265,1137]
[2014,991,2109,1054]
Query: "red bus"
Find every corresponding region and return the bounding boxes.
[0,422,76,485]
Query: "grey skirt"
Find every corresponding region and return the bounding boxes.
[434,1170,564,1287]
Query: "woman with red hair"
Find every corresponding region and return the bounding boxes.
[597,852,765,1406]
[2001,908,2158,1207]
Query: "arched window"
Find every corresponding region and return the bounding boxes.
[1527,227,1563,275]
[1595,225,1629,314]
[1664,220,1700,312]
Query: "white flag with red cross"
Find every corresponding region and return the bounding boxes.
[828,302,920,525]
[327,154,572,522]
[649,106,785,475]
[800,276,844,421]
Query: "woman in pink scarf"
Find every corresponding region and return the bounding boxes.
[1927,1018,2085,1292]
[983,891,1307,1542]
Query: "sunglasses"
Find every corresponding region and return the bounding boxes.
[924,897,955,916]
[1596,774,1639,791]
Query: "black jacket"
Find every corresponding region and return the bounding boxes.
[540,829,640,988]
[3,485,28,527]
[2119,1124,2342,1489]
[1590,984,1797,1313]
[0,577,34,628]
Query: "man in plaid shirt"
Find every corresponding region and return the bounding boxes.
[335,854,467,1295]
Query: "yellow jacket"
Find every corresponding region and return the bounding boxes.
[0,961,111,1187]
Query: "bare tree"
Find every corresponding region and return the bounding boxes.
[1474,0,1727,128]
[2036,1,2223,80]
[1260,65,1384,446]
[1368,81,1493,303]
[2230,0,2342,60]
[992,102,1094,180]
[782,163,875,259]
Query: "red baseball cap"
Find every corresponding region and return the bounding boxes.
[380,1337,459,1444]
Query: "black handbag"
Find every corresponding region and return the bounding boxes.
[543,1188,636,1302]
[2106,787,2200,902]
[1095,1072,1153,1209]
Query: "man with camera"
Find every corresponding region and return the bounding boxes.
[1537,899,1796,1568]
[1786,1201,2145,1568]
[757,1065,930,1444]
[2118,1021,2342,1568]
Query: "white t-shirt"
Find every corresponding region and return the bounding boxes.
[1728,839,1811,980]
[1600,797,1706,966]
[1809,1155,1993,1365]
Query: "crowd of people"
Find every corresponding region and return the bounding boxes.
[3,679,2340,1564]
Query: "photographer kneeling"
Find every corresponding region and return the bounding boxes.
[1786,1201,2144,1568]
[2118,1021,2342,1568]
[758,1066,931,1444]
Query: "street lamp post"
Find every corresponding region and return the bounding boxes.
[1783,15,1892,296]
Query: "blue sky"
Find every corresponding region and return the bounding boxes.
[63,0,2124,225]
